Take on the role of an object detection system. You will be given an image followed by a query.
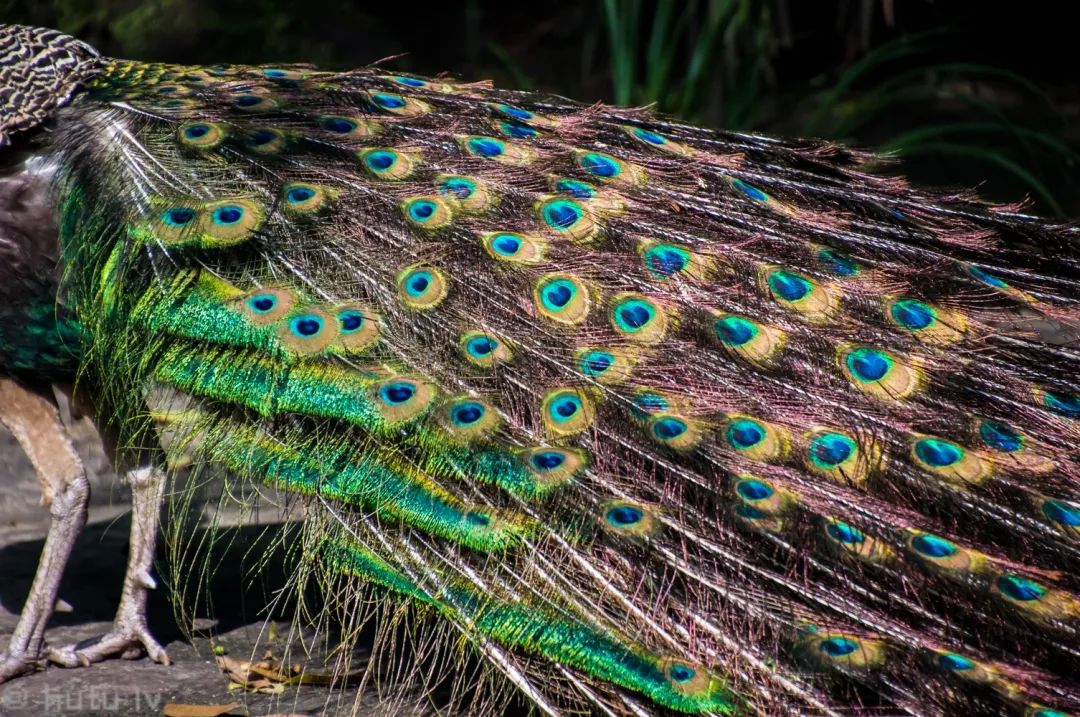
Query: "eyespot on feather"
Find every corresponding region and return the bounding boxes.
[436,395,503,442]
[397,265,449,309]
[535,196,599,243]
[281,182,335,215]
[359,147,420,180]
[712,312,786,367]
[803,427,882,487]
[436,174,495,212]
[197,198,265,246]
[333,305,381,353]
[460,330,514,368]
[609,293,672,344]
[480,231,548,264]
[318,115,382,139]
[237,287,296,325]
[758,265,840,323]
[908,434,992,485]
[837,344,924,401]
[177,121,226,151]
[646,413,703,452]
[722,414,790,463]
[401,196,453,229]
[277,306,336,355]
[372,375,436,423]
[534,274,590,325]
[459,135,536,166]
[541,387,595,437]
[600,500,661,539]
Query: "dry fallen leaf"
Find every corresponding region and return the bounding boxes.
[161,703,240,717]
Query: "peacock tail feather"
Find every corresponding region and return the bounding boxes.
[24,44,1080,716]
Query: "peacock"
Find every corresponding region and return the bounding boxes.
[1,21,1079,717]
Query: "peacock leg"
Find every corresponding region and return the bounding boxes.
[0,378,89,682]
[46,465,170,668]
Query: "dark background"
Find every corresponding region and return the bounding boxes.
[2,1,1077,217]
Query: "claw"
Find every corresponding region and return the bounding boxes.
[47,622,170,669]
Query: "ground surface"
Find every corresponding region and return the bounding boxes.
[0,419,429,717]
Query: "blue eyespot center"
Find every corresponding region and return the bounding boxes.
[249,129,277,145]
[381,382,416,405]
[736,479,772,501]
[452,402,485,425]
[819,637,858,657]
[213,206,244,225]
[500,121,537,138]
[997,575,1045,601]
[653,417,687,440]
[616,301,654,330]
[968,264,1008,288]
[732,178,768,202]
[550,395,581,421]
[727,419,765,449]
[1043,500,1080,527]
[715,316,757,346]
[978,420,1023,452]
[531,451,565,470]
[373,93,406,109]
[891,299,935,330]
[467,336,496,356]
[631,393,668,420]
[580,153,620,178]
[846,348,891,382]
[290,314,323,338]
[811,433,855,467]
[818,248,858,276]
[914,438,964,467]
[668,664,696,683]
[735,504,767,520]
[938,653,974,671]
[606,505,643,526]
[395,76,426,87]
[912,534,957,558]
[407,272,432,295]
[768,271,811,302]
[287,186,316,204]
[184,124,210,139]
[543,200,582,230]
[634,128,666,145]
[826,522,864,544]
[441,177,475,199]
[493,234,522,255]
[645,246,688,276]
[367,151,396,170]
[542,281,574,309]
[235,95,262,107]
[1043,390,1080,418]
[556,179,595,199]
[468,137,505,157]
[582,351,613,376]
[322,117,358,133]
[410,201,435,220]
[249,295,276,313]
[498,104,533,120]
[163,207,196,227]
[338,310,364,332]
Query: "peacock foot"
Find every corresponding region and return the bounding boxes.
[46,618,170,668]
[0,651,43,682]
[47,465,170,671]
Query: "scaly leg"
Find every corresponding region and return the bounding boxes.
[0,378,89,682]
[47,464,171,668]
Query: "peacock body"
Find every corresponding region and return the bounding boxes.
[1,22,1079,717]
